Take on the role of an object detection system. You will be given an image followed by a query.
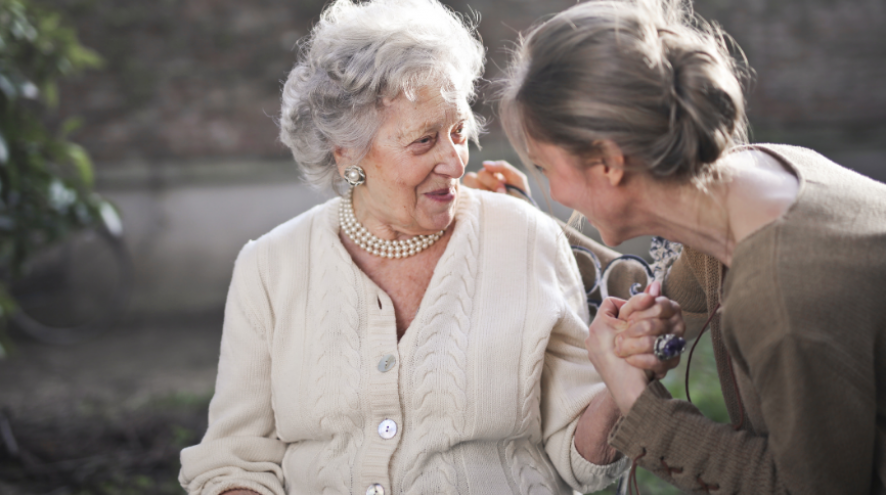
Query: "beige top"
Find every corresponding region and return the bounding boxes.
[178,188,629,495]
[610,144,886,494]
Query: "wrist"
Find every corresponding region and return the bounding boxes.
[612,374,650,415]
[574,388,623,464]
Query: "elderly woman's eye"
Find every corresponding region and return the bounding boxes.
[533,164,545,174]
[451,125,467,143]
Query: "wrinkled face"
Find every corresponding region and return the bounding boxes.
[344,85,470,236]
[527,138,629,246]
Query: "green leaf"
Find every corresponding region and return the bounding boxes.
[0,0,109,336]
[66,142,94,187]
[41,81,56,107]
[69,45,103,70]
[61,117,84,137]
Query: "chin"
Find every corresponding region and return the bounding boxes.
[418,204,457,234]
[425,211,456,233]
[598,229,624,248]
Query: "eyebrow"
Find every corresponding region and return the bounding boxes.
[398,114,469,142]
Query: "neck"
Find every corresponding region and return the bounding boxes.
[351,187,418,241]
[633,175,737,266]
[341,189,446,259]
[630,150,799,267]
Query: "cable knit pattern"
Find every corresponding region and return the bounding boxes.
[506,308,557,495]
[309,206,364,494]
[179,188,628,495]
[503,215,583,495]
[401,192,477,495]
[505,440,558,495]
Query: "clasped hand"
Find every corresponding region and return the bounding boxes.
[585,281,685,415]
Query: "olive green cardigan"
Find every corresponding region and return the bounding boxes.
[604,144,886,494]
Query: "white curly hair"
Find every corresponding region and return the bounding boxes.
[279,0,486,192]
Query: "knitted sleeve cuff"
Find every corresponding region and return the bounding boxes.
[570,437,631,493]
[201,478,283,495]
[607,380,673,459]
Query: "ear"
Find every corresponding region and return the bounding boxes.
[597,139,626,187]
[333,147,349,177]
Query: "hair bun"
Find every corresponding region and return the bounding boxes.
[500,0,750,183]
[655,30,745,179]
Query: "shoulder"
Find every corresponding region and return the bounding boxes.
[463,187,564,241]
[725,207,886,348]
[242,196,338,259]
[735,143,886,283]
[464,188,573,276]
[229,197,338,294]
[463,189,589,319]
[751,143,886,200]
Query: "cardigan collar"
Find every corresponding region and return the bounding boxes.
[318,186,481,350]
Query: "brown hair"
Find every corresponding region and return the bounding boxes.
[500,0,750,182]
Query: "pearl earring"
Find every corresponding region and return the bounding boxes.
[344,165,366,187]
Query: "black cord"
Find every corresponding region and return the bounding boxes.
[504,184,539,208]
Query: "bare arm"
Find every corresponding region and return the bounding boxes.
[573,386,623,465]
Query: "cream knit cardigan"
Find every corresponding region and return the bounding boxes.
[179,188,629,495]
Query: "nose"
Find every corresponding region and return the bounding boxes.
[433,136,467,179]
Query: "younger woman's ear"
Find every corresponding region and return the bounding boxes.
[597,140,625,187]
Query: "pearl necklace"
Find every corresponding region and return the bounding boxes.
[339,191,445,259]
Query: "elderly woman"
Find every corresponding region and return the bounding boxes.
[177,1,685,494]
[492,0,886,493]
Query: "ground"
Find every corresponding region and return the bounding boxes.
[0,313,223,495]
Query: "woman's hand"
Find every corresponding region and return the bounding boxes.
[584,283,685,414]
[585,298,652,415]
[613,281,685,379]
[463,160,530,194]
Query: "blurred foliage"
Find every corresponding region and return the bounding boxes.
[0,0,110,351]
[591,332,729,495]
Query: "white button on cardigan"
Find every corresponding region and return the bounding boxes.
[179,188,629,495]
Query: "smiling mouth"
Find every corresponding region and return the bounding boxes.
[424,187,456,202]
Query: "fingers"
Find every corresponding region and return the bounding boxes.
[463,172,482,190]
[482,160,530,192]
[464,160,532,195]
[614,334,657,357]
[464,170,506,192]
[586,297,629,355]
[616,293,656,321]
[625,354,681,378]
[614,314,685,358]
[619,295,682,321]
[623,313,684,339]
[599,297,627,318]
[475,168,508,192]
[595,283,685,382]
[644,280,661,297]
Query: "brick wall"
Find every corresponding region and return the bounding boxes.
[45,0,886,166]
